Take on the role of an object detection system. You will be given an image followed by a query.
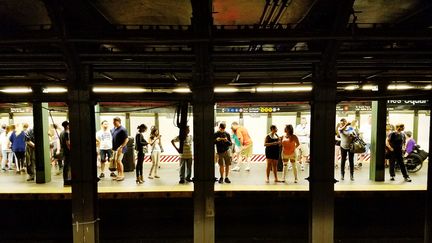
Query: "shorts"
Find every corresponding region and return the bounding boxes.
[99,149,112,162]
[297,143,310,157]
[240,143,253,158]
[217,151,232,166]
[282,152,296,162]
[112,150,124,163]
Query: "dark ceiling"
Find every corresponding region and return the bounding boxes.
[0,0,431,96]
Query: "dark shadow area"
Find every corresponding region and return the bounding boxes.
[0,191,427,242]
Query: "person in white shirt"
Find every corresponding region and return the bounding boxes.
[295,117,310,171]
[96,120,113,178]
[0,125,12,171]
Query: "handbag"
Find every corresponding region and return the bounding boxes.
[349,136,366,154]
[108,157,117,172]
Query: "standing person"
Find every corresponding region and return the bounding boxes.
[281,125,300,183]
[230,127,242,170]
[385,124,395,168]
[171,126,193,184]
[51,124,63,175]
[135,124,148,184]
[0,124,5,164]
[96,120,113,179]
[386,123,412,182]
[0,125,12,171]
[214,123,232,184]
[111,117,129,181]
[60,121,71,186]
[295,117,310,171]
[339,119,356,181]
[10,124,26,174]
[230,122,253,171]
[334,122,341,169]
[351,119,361,168]
[264,125,281,183]
[148,126,162,179]
[25,128,35,181]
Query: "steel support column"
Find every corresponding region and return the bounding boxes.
[33,102,51,183]
[191,0,214,242]
[370,100,386,181]
[192,88,215,243]
[309,62,337,243]
[424,99,432,243]
[69,65,99,243]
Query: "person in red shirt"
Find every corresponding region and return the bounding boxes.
[281,125,300,183]
[230,122,253,171]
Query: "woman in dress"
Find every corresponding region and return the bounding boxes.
[148,126,162,179]
[264,125,281,183]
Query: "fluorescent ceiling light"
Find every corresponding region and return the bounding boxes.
[0,87,32,93]
[388,84,413,90]
[93,87,147,93]
[344,85,360,90]
[256,86,312,92]
[214,87,239,93]
[43,87,67,93]
[424,85,431,90]
[362,56,374,59]
[362,85,378,91]
[173,88,191,93]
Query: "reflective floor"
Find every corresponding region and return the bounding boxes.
[0,159,428,194]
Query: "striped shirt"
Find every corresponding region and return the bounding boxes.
[173,135,193,159]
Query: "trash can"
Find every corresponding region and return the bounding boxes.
[122,136,135,172]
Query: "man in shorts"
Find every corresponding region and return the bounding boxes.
[214,123,232,183]
[231,122,253,171]
[295,117,310,171]
[96,120,113,178]
[111,117,129,181]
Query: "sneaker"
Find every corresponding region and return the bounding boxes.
[1,168,6,172]
[404,177,412,182]
[154,175,160,178]
[148,176,154,179]
[99,173,105,178]
[350,176,354,181]
[294,179,298,183]
[110,172,117,177]
[231,166,240,172]
[245,167,251,171]
[26,177,34,181]
[185,178,193,182]
[341,175,344,181]
[218,178,223,184]
[390,177,395,181]
[179,179,185,184]
[55,170,62,176]
[224,177,231,183]
[115,176,124,181]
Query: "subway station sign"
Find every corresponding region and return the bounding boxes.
[219,100,429,113]
[219,107,283,113]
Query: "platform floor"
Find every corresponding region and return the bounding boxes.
[0,159,428,195]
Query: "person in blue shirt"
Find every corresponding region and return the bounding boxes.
[9,123,27,174]
[111,117,129,181]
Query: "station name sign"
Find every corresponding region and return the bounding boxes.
[10,107,32,113]
[220,107,282,113]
